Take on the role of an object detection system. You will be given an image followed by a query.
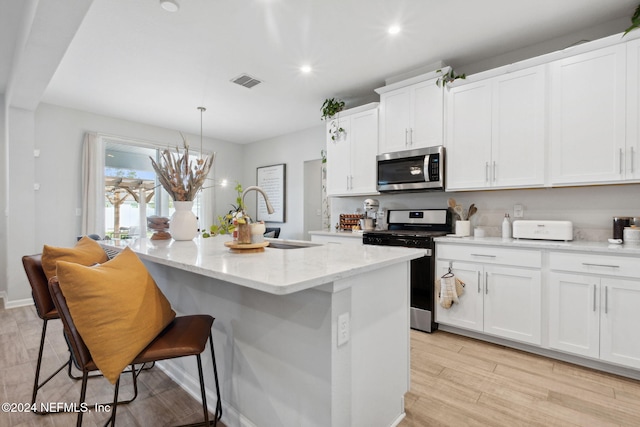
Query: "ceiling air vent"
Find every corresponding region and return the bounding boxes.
[231,73,262,89]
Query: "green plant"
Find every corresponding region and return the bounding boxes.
[320,98,345,121]
[435,68,466,88]
[623,4,640,36]
[203,183,246,237]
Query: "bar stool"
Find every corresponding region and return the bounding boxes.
[49,279,222,426]
[21,254,151,414]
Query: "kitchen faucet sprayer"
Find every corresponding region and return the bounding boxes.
[242,186,275,215]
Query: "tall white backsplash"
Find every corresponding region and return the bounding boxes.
[329,184,640,242]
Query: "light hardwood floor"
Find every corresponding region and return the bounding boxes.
[2,304,640,426]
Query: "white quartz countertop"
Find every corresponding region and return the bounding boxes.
[434,236,640,255]
[308,230,363,238]
[101,236,424,295]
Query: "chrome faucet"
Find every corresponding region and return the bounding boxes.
[241,186,275,215]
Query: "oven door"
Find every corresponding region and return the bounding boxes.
[377,146,444,192]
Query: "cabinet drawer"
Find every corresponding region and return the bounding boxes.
[436,244,541,268]
[549,252,640,278]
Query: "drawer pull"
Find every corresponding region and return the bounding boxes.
[477,271,481,293]
[472,254,497,258]
[582,263,620,269]
[593,284,596,312]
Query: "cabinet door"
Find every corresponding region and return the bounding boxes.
[434,261,483,332]
[492,66,546,188]
[550,44,626,185]
[483,265,541,345]
[410,80,444,149]
[326,117,352,196]
[548,272,600,358]
[349,109,378,194]
[445,80,492,190]
[627,39,640,181]
[379,88,411,154]
[600,277,640,369]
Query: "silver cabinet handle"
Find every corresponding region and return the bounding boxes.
[605,286,608,314]
[632,147,636,173]
[620,148,624,174]
[485,272,489,294]
[346,175,349,190]
[477,271,481,293]
[593,284,596,312]
[405,129,409,146]
[472,254,497,258]
[582,263,620,269]
[485,162,489,183]
[493,161,497,182]
[408,128,413,145]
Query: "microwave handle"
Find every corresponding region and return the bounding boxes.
[423,155,429,182]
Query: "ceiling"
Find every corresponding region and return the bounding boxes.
[2,0,639,144]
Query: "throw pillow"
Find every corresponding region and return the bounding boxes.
[55,247,176,384]
[41,236,108,280]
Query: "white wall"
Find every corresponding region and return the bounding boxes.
[0,95,7,298]
[241,125,326,240]
[0,103,244,306]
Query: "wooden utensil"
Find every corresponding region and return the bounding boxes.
[468,204,477,219]
[448,198,457,209]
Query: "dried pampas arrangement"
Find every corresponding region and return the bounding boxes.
[150,133,214,201]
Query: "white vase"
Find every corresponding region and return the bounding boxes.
[170,201,198,241]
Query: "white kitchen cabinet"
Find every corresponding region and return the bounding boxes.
[627,38,640,181]
[310,232,362,246]
[326,103,379,196]
[376,71,444,154]
[548,252,640,369]
[446,65,546,190]
[549,44,627,185]
[435,245,542,345]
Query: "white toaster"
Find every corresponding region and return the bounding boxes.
[512,220,573,241]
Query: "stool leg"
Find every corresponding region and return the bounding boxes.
[196,354,210,426]
[77,371,89,427]
[209,332,222,423]
[31,319,48,405]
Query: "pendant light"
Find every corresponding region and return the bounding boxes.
[197,106,206,159]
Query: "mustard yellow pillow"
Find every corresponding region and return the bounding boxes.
[56,247,176,384]
[41,236,108,280]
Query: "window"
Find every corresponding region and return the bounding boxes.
[104,139,204,239]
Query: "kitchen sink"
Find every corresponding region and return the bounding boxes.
[266,241,321,250]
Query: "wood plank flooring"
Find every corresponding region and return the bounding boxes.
[401,329,640,427]
[2,304,640,426]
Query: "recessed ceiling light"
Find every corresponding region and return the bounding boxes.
[388,25,401,35]
[160,0,179,12]
[300,65,312,74]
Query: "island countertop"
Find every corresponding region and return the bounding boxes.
[101,236,425,295]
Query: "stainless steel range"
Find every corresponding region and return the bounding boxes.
[363,209,453,333]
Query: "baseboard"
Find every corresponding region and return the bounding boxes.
[0,294,34,309]
[157,359,256,427]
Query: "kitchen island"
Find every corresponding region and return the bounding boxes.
[102,236,425,427]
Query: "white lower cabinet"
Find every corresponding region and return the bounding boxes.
[435,245,542,345]
[549,252,640,369]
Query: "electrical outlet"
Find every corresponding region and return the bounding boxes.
[513,204,524,218]
[337,312,350,346]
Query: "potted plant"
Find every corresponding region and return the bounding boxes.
[321,98,346,141]
[623,4,640,36]
[435,68,466,88]
[149,133,214,240]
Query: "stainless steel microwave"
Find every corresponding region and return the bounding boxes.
[377,145,445,192]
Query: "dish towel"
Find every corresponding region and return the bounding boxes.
[436,273,465,309]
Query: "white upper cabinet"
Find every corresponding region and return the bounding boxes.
[446,65,546,191]
[376,70,444,154]
[627,38,640,181]
[549,44,627,185]
[326,103,379,197]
